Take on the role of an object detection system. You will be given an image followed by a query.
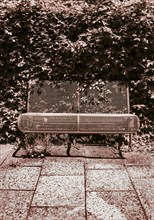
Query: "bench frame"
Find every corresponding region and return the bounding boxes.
[17,81,140,159]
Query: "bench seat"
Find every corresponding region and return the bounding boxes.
[18,113,139,134]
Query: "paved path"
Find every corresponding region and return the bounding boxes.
[0,145,154,220]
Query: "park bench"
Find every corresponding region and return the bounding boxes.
[17,80,139,158]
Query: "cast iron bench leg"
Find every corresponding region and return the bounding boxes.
[117,134,125,159]
[67,135,73,156]
[66,135,77,156]
[67,142,71,156]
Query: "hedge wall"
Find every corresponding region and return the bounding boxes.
[0,0,153,144]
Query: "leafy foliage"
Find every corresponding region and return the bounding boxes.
[0,0,154,144]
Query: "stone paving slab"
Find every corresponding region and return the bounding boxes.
[0,154,23,168]
[42,157,84,176]
[32,176,85,207]
[28,206,85,220]
[124,152,154,166]
[0,166,41,190]
[132,178,154,220]
[46,144,68,156]
[0,145,14,165]
[1,145,45,168]
[71,145,118,158]
[127,166,154,178]
[20,158,44,167]
[85,158,125,170]
[2,156,44,168]
[86,169,133,191]
[86,191,147,220]
[0,190,33,220]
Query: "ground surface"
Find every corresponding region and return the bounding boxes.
[0,144,154,220]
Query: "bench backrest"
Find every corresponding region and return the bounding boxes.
[27,80,130,114]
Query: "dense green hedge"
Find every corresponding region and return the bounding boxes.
[0,0,153,144]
